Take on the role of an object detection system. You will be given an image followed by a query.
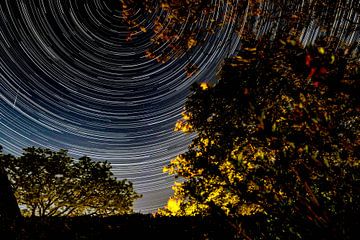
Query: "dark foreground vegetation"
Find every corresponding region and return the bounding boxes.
[1,41,359,239]
[1,40,359,238]
[1,1,359,239]
[1,214,360,240]
[1,215,232,240]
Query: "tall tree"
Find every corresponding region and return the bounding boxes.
[0,147,141,217]
[160,39,360,239]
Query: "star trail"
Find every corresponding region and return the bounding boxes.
[0,0,241,212]
[1,0,358,212]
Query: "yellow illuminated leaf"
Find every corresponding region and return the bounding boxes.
[187,38,197,49]
[244,47,256,52]
[318,47,325,54]
[200,83,209,90]
[167,198,180,213]
[182,112,191,120]
[161,3,170,10]
[330,55,335,64]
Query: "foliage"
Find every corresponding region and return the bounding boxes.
[160,38,360,239]
[2,215,241,240]
[0,147,141,217]
[121,0,360,66]
[0,146,21,236]
[121,0,231,63]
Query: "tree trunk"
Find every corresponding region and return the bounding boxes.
[0,163,22,234]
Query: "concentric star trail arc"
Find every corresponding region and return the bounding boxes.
[0,0,241,212]
[1,0,358,212]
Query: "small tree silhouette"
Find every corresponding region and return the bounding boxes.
[0,146,22,234]
[0,147,141,217]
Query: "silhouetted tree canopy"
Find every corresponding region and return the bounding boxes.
[121,0,360,67]
[159,38,360,239]
[0,146,21,234]
[0,147,141,217]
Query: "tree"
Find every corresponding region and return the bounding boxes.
[0,147,141,217]
[0,146,22,234]
[121,0,360,66]
[160,38,360,239]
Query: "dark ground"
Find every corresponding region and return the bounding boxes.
[1,215,236,240]
[2,213,360,239]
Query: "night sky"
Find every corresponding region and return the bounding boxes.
[0,0,241,212]
[1,0,358,213]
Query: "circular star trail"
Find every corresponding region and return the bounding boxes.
[0,0,241,212]
[1,0,358,212]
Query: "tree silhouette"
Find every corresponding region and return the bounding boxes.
[160,38,360,239]
[121,0,360,65]
[0,147,141,217]
[0,146,22,233]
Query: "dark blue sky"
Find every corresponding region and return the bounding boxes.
[0,0,240,212]
[2,0,357,213]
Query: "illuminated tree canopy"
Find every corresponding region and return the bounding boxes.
[159,38,360,239]
[0,147,141,217]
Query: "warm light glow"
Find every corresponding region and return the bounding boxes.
[200,83,209,90]
[167,198,180,213]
